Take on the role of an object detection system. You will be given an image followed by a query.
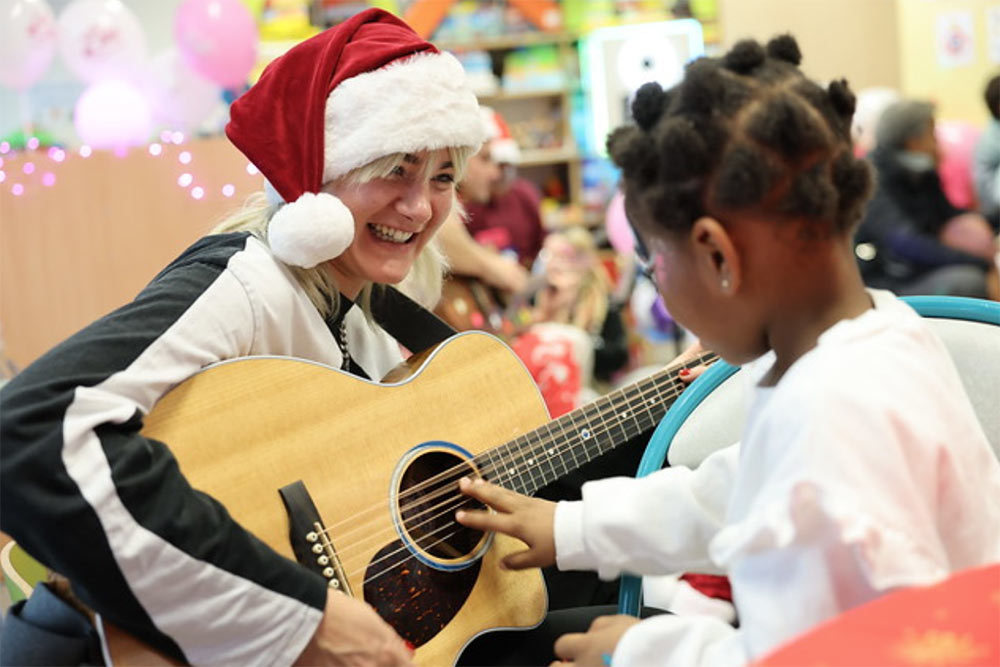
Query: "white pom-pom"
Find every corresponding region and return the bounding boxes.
[268,192,355,269]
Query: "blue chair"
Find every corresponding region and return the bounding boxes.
[618,295,1000,616]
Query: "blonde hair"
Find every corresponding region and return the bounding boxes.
[536,227,611,336]
[211,146,473,320]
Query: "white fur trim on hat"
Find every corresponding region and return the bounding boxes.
[323,51,485,181]
[268,192,355,269]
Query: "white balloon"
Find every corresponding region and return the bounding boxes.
[74,78,152,149]
[145,49,221,132]
[0,0,58,90]
[58,0,147,83]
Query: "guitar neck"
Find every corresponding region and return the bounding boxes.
[474,351,718,495]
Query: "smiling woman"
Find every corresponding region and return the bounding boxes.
[0,8,488,667]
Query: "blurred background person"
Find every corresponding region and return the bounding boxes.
[855,99,998,298]
[462,107,548,268]
[973,74,1000,231]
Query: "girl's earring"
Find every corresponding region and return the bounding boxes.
[721,277,730,290]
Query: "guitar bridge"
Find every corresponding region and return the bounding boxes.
[279,480,352,595]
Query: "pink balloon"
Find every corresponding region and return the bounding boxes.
[937,121,982,210]
[175,0,258,89]
[74,79,152,149]
[604,190,635,257]
[0,0,58,90]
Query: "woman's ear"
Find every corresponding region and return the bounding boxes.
[690,216,741,296]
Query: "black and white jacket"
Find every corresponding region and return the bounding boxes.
[0,233,404,664]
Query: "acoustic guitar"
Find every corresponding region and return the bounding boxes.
[97,331,715,665]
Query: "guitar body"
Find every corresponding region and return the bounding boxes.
[118,331,548,666]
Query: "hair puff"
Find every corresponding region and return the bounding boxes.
[631,82,669,131]
[766,34,802,65]
[723,39,766,74]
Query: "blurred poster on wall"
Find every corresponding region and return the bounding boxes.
[935,10,975,68]
[988,6,1000,64]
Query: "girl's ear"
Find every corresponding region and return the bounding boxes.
[690,216,741,296]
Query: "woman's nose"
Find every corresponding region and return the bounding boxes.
[396,181,432,223]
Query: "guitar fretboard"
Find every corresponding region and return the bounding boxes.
[472,351,717,495]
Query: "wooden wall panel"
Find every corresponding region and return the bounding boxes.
[0,138,264,370]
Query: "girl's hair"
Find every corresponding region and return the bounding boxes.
[211,146,473,320]
[607,35,873,238]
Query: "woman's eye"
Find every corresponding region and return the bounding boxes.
[390,165,406,178]
[434,173,456,184]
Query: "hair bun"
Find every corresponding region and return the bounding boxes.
[724,40,766,74]
[766,34,802,65]
[827,78,856,119]
[632,82,668,131]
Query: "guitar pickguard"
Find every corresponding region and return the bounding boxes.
[364,540,481,647]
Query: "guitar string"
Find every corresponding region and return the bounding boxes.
[322,354,720,583]
[309,352,712,552]
[323,349,718,546]
[347,407,668,588]
[316,379,675,576]
[307,352,718,568]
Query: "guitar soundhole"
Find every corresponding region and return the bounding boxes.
[398,451,485,561]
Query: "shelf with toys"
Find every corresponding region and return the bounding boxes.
[438,31,588,230]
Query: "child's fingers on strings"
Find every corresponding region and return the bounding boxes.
[457,476,519,512]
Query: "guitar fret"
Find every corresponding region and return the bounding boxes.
[482,352,719,497]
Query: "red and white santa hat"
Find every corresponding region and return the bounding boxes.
[480,106,521,165]
[226,8,485,269]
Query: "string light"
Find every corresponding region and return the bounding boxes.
[3,141,261,199]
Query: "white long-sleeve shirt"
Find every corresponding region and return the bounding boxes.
[554,289,1000,665]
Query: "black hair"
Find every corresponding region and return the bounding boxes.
[608,34,873,238]
[985,74,1000,121]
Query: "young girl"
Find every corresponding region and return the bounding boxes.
[457,35,1000,665]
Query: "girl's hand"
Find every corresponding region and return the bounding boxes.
[552,614,641,666]
[455,477,557,569]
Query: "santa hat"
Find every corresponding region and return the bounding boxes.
[480,106,521,165]
[226,8,485,269]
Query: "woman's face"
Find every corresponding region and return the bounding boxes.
[323,149,456,296]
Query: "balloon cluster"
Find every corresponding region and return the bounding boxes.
[0,0,259,149]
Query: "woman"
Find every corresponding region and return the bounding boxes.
[0,8,484,665]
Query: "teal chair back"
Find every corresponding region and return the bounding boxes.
[618,295,1000,616]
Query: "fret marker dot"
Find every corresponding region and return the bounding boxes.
[527,458,534,465]
[581,429,591,439]
[508,468,516,476]
[548,448,555,455]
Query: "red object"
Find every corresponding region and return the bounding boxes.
[679,573,732,601]
[510,330,583,417]
[756,563,1000,666]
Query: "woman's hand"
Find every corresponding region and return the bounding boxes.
[455,477,557,570]
[552,614,641,666]
[294,591,414,666]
